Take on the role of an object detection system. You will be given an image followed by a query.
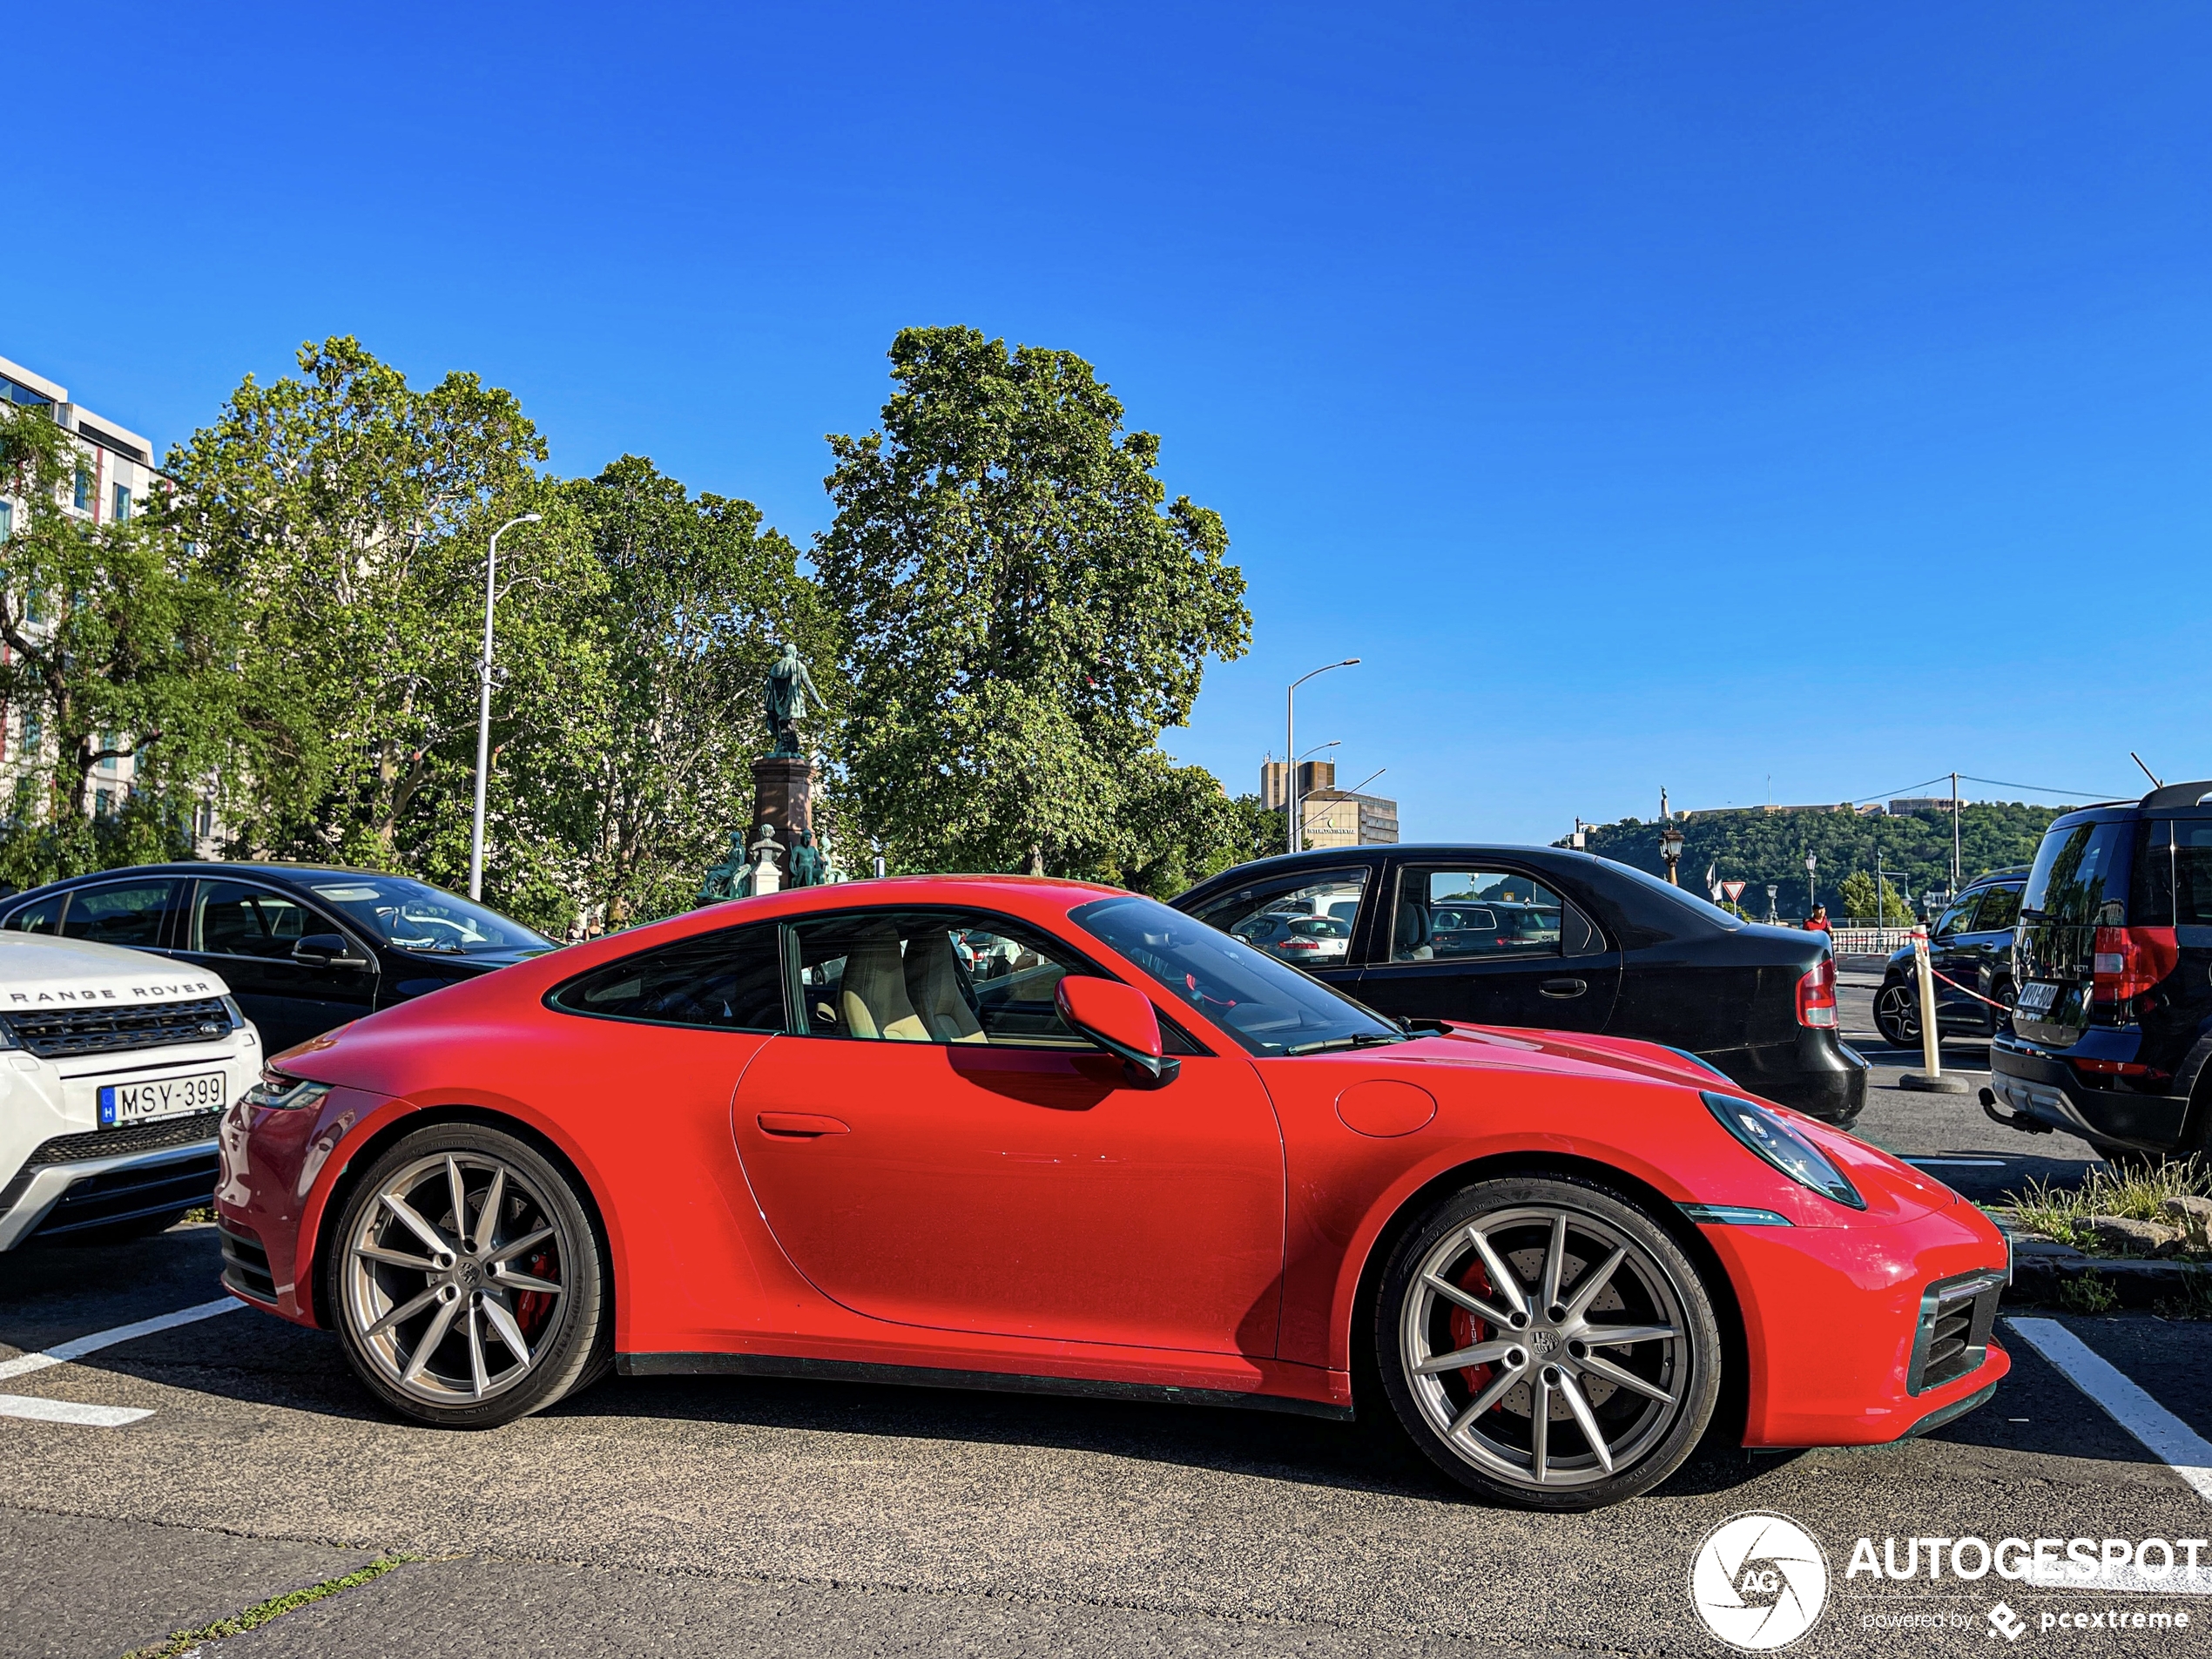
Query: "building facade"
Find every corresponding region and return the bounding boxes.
[1258,758,1399,849]
[0,351,182,833]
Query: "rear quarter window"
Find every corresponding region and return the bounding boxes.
[2022,820,2129,926]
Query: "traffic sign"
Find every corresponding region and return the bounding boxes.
[1722,880,1747,902]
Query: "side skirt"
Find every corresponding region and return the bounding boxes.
[615,1352,1356,1421]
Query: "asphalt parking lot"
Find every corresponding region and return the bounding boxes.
[4,974,2209,1658]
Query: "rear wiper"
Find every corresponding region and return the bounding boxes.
[1286,1032,1413,1055]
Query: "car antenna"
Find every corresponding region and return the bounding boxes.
[2130,752,2163,788]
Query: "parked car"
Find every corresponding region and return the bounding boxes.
[1175,846,1869,1123]
[215,875,2005,1510]
[0,934,261,1250]
[1986,782,2212,1159]
[1871,867,2029,1047]
[0,865,556,1056]
[1231,912,1353,964]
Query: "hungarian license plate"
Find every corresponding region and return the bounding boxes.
[98,1071,228,1127]
[2014,981,2060,1016]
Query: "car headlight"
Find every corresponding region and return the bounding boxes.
[220,995,246,1031]
[244,1068,332,1112]
[1702,1090,1865,1211]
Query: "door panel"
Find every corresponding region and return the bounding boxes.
[732,1038,1285,1355]
[1355,864,1620,1034]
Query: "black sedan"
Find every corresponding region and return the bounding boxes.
[0,863,556,1055]
[1174,844,1869,1123]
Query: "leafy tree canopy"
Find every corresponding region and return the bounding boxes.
[815,327,1250,875]
[1577,801,2068,920]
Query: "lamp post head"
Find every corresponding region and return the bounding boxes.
[1805,852,1817,873]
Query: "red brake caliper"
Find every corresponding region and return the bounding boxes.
[1447,1259,1496,1398]
[512,1251,554,1337]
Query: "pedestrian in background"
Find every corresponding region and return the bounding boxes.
[1804,903,1831,939]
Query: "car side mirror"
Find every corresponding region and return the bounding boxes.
[1055,977,1179,1089]
[293,933,370,970]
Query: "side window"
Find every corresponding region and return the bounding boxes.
[1975,886,2021,932]
[192,880,320,960]
[3,894,65,934]
[1933,894,1980,938]
[1395,869,1565,961]
[1186,868,1368,965]
[2176,822,2212,926]
[788,910,1089,1048]
[550,924,786,1031]
[57,880,178,948]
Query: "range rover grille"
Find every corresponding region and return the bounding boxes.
[5,996,234,1060]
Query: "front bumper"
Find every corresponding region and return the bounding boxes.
[1989,1036,2189,1152]
[0,1113,223,1249]
[1695,1199,2011,1447]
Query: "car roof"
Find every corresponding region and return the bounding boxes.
[6,860,403,900]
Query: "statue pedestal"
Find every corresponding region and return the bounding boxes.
[750,755,816,881]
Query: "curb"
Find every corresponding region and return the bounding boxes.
[2004,1244,2210,1310]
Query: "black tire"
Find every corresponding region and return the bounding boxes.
[1374,1174,1721,1511]
[1873,980,1919,1048]
[326,1123,610,1428]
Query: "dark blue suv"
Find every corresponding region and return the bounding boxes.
[1986,782,2212,1157]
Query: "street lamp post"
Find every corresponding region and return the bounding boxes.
[469,512,543,901]
[1285,658,1359,854]
[1804,850,1818,919]
[1659,823,1684,885]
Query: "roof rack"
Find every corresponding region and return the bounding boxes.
[2141,780,2212,810]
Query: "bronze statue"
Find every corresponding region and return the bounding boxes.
[765,643,823,757]
[788,829,824,888]
[696,827,751,907]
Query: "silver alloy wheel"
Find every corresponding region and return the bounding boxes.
[342,1151,567,1407]
[1876,982,1920,1042]
[1398,1204,1692,1491]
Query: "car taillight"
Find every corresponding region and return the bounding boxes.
[1796,957,1838,1028]
[2091,926,2179,1005]
[1284,939,1319,951]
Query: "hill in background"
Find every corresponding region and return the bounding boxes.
[1570,802,2069,921]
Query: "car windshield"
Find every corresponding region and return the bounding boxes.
[1069,894,1406,1056]
[304,876,553,955]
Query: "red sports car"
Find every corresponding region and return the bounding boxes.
[214,877,2009,1510]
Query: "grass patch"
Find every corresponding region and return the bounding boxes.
[124,1556,416,1657]
[2056,1268,2121,1314]
[1999,1157,2212,1259]
[2155,1268,2212,1321]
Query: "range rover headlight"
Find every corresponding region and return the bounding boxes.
[1702,1090,1865,1211]
[245,1067,331,1112]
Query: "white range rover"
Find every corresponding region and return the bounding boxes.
[0,932,260,1251]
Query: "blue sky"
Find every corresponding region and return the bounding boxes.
[9,3,2208,842]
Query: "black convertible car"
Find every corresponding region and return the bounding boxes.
[1175,844,1868,1122]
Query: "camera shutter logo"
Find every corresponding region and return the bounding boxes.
[1689,1512,1829,1650]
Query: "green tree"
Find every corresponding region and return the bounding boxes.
[516,456,839,927]
[166,338,606,916]
[1838,870,1915,923]
[0,405,239,887]
[815,327,1251,875]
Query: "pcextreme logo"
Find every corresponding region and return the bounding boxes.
[1690,1512,1831,1650]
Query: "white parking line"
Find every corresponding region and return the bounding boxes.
[0,1296,241,1383]
[0,1296,243,1427]
[2006,1317,2212,1505]
[0,1394,152,1427]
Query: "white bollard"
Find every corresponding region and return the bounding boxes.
[1899,922,1968,1092]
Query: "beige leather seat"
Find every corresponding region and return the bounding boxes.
[839,928,931,1041]
[903,929,987,1042]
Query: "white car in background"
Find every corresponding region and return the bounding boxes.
[0,933,260,1251]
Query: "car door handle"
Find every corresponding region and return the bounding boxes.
[756,1112,851,1137]
[1538,978,1588,998]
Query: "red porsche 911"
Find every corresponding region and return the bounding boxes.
[214,876,2009,1510]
